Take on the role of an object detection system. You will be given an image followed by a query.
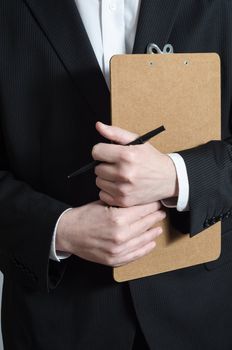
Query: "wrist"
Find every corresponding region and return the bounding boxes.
[56,209,74,254]
[163,154,179,198]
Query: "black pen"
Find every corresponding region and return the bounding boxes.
[68,125,165,179]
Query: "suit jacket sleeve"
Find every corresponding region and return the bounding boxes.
[169,140,232,236]
[0,127,70,292]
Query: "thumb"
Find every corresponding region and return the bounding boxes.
[96,122,138,145]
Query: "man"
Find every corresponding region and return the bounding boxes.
[0,1,232,349]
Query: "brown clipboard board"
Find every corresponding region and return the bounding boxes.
[111,53,221,282]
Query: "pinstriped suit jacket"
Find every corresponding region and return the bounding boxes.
[1,1,232,349]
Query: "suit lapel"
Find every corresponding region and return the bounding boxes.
[23,0,182,119]
[23,0,110,120]
[133,0,182,53]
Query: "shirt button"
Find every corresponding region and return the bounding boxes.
[109,2,117,11]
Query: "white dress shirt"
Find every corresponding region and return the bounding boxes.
[50,0,189,261]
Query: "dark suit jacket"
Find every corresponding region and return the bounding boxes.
[1,1,232,349]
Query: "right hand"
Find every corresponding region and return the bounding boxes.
[56,200,166,267]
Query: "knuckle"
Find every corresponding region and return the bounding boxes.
[126,169,136,184]
[117,168,128,181]
[108,245,121,257]
[112,232,124,245]
[117,166,135,184]
[117,167,135,184]
[116,196,131,208]
[122,147,135,163]
[109,210,124,227]
[118,149,128,162]
[104,255,115,266]
[117,183,128,197]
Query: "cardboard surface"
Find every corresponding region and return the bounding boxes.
[111,53,221,282]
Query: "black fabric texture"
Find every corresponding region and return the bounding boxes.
[1,1,232,349]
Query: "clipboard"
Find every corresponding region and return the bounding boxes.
[111,51,221,282]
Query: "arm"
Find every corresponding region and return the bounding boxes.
[92,123,232,237]
[0,128,70,291]
[175,140,232,236]
[0,170,70,291]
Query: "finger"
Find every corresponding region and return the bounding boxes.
[114,226,163,258]
[127,210,166,241]
[103,210,165,246]
[99,190,162,210]
[122,202,163,223]
[95,163,119,181]
[100,190,133,208]
[92,143,126,163]
[109,210,165,246]
[96,122,138,145]
[113,240,157,267]
[105,201,162,224]
[99,190,115,206]
[96,177,119,195]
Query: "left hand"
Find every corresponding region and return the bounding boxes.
[92,122,178,207]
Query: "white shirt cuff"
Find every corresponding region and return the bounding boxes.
[49,208,73,262]
[161,153,190,212]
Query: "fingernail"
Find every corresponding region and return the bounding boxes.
[151,241,156,249]
[156,227,163,235]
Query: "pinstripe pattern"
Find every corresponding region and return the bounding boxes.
[0,1,232,349]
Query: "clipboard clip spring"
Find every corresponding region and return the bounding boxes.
[147,43,174,54]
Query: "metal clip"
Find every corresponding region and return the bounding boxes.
[147,43,174,54]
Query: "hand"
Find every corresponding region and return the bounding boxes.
[56,201,166,267]
[92,122,178,207]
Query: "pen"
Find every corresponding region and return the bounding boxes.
[68,125,165,179]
